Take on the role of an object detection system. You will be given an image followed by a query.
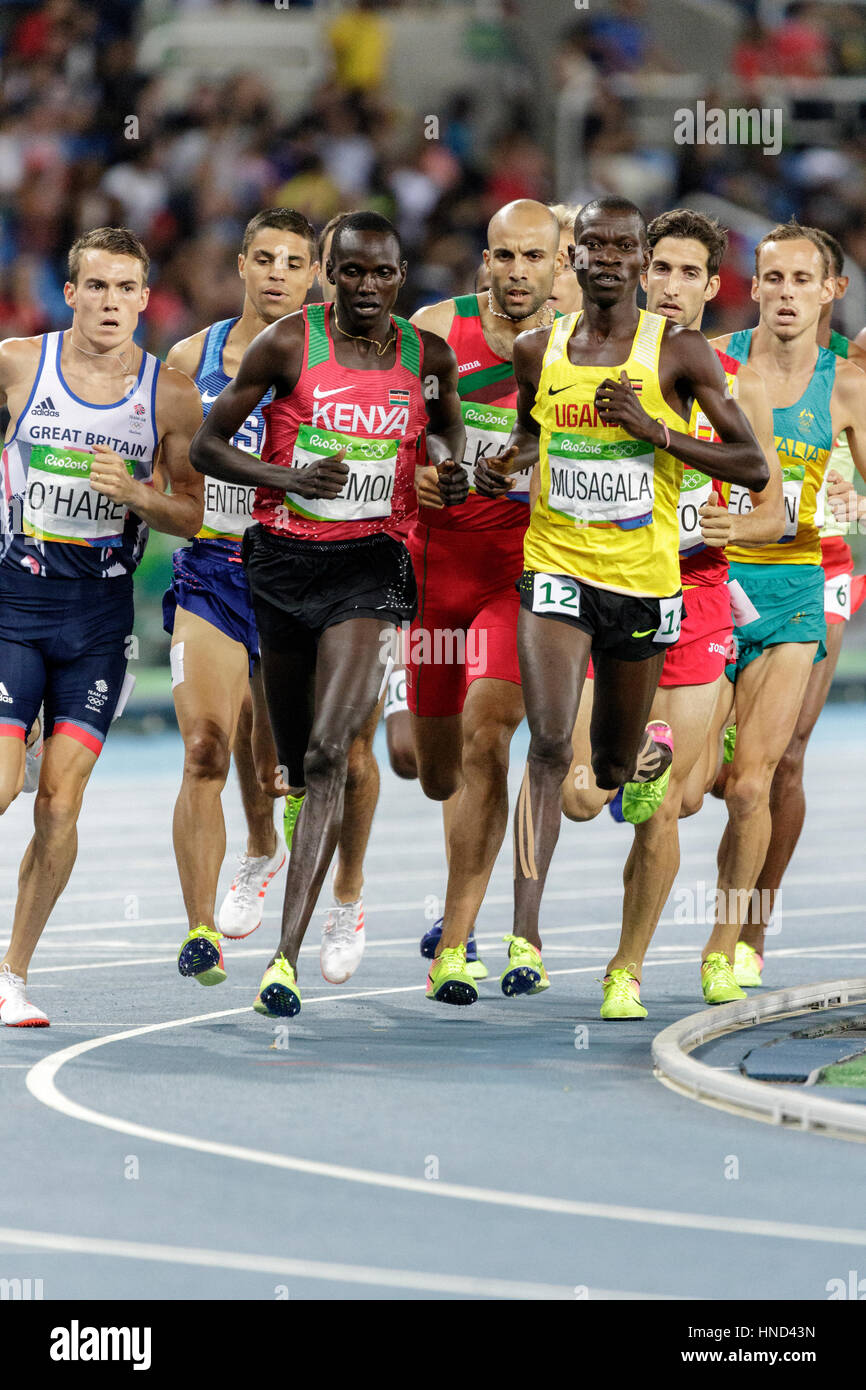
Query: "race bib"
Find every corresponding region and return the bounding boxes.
[198,478,256,541]
[824,571,851,620]
[546,434,654,528]
[462,401,531,501]
[729,465,805,541]
[384,667,409,718]
[531,571,581,618]
[285,425,396,522]
[678,469,714,553]
[652,594,682,644]
[23,446,133,546]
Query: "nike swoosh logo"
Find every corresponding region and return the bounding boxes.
[631,628,655,638]
[201,390,220,404]
[547,385,574,396]
[312,384,354,400]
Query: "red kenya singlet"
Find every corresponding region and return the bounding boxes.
[419,294,533,534]
[254,303,428,543]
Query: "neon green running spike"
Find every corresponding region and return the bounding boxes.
[426,944,478,1005]
[619,721,673,824]
[723,724,737,764]
[701,952,747,1005]
[733,940,764,988]
[465,957,489,981]
[500,935,550,997]
[254,953,301,1017]
[177,923,226,986]
[600,967,647,1020]
[283,792,306,851]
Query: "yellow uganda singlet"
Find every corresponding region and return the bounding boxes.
[525,309,684,598]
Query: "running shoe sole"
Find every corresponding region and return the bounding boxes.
[177,937,226,986]
[501,965,542,997]
[258,982,302,1018]
[427,977,478,1006]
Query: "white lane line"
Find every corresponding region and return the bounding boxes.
[0,1226,671,1300]
[23,987,866,1249]
[26,897,866,939]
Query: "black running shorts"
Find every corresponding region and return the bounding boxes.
[243,524,418,649]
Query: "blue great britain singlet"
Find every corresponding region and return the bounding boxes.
[723,327,836,566]
[1,331,160,579]
[193,317,271,557]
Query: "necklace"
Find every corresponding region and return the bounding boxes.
[69,335,133,375]
[333,308,396,357]
[487,288,554,328]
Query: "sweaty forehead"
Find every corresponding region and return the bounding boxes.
[758,240,825,276]
[77,250,144,283]
[332,231,401,267]
[576,213,643,242]
[247,229,311,261]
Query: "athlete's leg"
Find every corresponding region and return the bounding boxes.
[512,609,591,947]
[171,609,250,931]
[589,650,667,789]
[233,676,280,857]
[742,621,845,954]
[612,678,721,975]
[384,665,418,779]
[682,675,734,818]
[335,694,383,903]
[1,732,97,978]
[560,676,609,822]
[702,642,818,966]
[0,735,27,813]
[266,617,393,969]
[411,712,463,802]
[437,677,525,952]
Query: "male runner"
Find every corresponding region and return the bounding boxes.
[548,204,584,317]
[733,227,866,984]
[699,221,866,999]
[407,199,563,1004]
[166,209,317,980]
[0,226,203,1025]
[189,211,467,1017]
[475,197,769,998]
[555,209,784,1018]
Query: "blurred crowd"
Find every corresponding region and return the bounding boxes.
[1,0,865,352]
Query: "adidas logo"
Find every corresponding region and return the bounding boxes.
[32,396,59,417]
[0,682,12,704]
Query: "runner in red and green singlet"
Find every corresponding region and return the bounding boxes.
[191,211,468,1020]
[408,199,563,1004]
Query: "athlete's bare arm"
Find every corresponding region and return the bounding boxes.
[415,329,467,506]
[165,329,208,380]
[88,368,204,538]
[595,328,769,491]
[190,315,347,500]
[473,329,544,497]
[700,365,785,549]
[0,337,46,419]
[831,358,866,485]
[828,354,866,524]
[409,300,457,341]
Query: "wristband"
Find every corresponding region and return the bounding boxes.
[655,417,670,450]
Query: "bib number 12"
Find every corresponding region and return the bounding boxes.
[532,572,581,618]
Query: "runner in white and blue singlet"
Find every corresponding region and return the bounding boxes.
[0,226,203,1026]
[166,210,319,982]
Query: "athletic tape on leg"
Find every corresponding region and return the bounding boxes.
[170,642,185,689]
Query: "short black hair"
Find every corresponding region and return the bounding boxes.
[647,208,728,278]
[329,211,403,265]
[574,197,648,245]
[317,210,354,266]
[242,208,317,260]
